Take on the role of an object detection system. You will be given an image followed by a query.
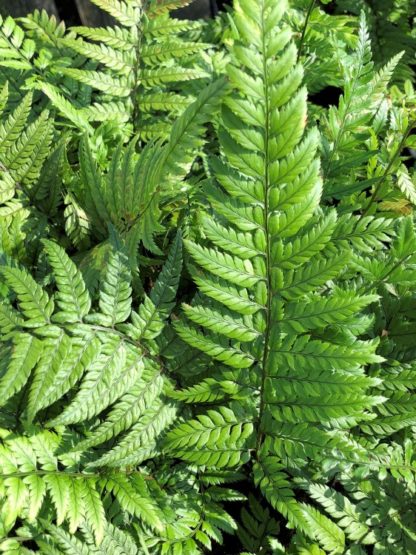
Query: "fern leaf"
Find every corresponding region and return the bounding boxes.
[182,304,259,342]
[147,0,193,16]
[0,16,35,70]
[169,378,239,403]
[166,407,254,468]
[60,68,131,97]
[90,0,141,27]
[44,474,70,526]
[184,241,262,288]
[70,25,133,50]
[281,291,378,333]
[78,137,110,238]
[307,483,375,544]
[103,473,164,532]
[396,165,416,205]
[98,241,132,326]
[1,110,53,184]
[174,322,255,369]
[27,333,70,421]
[168,0,385,536]
[31,336,100,419]
[50,339,143,425]
[39,83,94,134]
[122,231,182,341]
[91,400,177,467]
[253,457,310,533]
[72,365,164,452]
[193,271,262,316]
[0,334,41,405]
[141,41,208,63]
[1,265,54,327]
[66,477,85,535]
[0,93,32,155]
[62,38,133,74]
[82,479,106,545]
[40,522,93,554]
[301,503,345,553]
[43,240,91,323]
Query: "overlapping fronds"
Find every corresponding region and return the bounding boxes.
[1,0,416,553]
[68,78,225,250]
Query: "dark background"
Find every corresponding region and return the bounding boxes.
[0,0,225,24]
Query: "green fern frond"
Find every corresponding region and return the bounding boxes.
[167,0,386,536]
[0,334,41,406]
[43,240,91,323]
[166,406,254,468]
[147,0,194,16]
[1,265,54,327]
[71,80,224,248]
[0,1,416,552]
[89,0,141,27]
[0,16,36,71]
[97,240,132,326]
[321,13,403,202]
[0,430,164,544]
[121,231,182,342]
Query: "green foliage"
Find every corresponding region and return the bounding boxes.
[0,0,416,553]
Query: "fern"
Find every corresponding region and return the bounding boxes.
[0,429,163,543]
[66,78,225,251]
[335,0,416,83]
[0,91,59,266]
[321,14,403,199]
[1,0,416,552]
[286,0,357,93]
[0,232,184,549]
[58,0,210,138]
[167,0,394,547]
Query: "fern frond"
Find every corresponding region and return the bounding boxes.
[1,1,415,552]
[50,339,142,425]
[97,240,132,326]
[301,503,346,553]
[103,473,164,532]
[321,13,402,201]
[0,430,165,544]
[27,335,100,422]
[62,37,134,74]
[166,407,254,468]
[91,399,178,468]
[0,334,41,406]
[0,16,35,71]
[253,457,310,534]
[1,265,54,327]
[307,483,375,545]
[121,231,182,342]
[71,364,164,452]
[147,0,193,16]
[89,0,141,27]
[59,68,131,97]
[167,0,385,537]
[38,83,94,134]
[70,25,133,50]
[43,240,91,323]
[58,0,212,140]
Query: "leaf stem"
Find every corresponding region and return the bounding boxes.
[362,119,416,217]
[257,0,272,456]
[297,0,316,61]
[138,534,151,555]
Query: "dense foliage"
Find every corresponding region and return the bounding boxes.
[0,0,416,553]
